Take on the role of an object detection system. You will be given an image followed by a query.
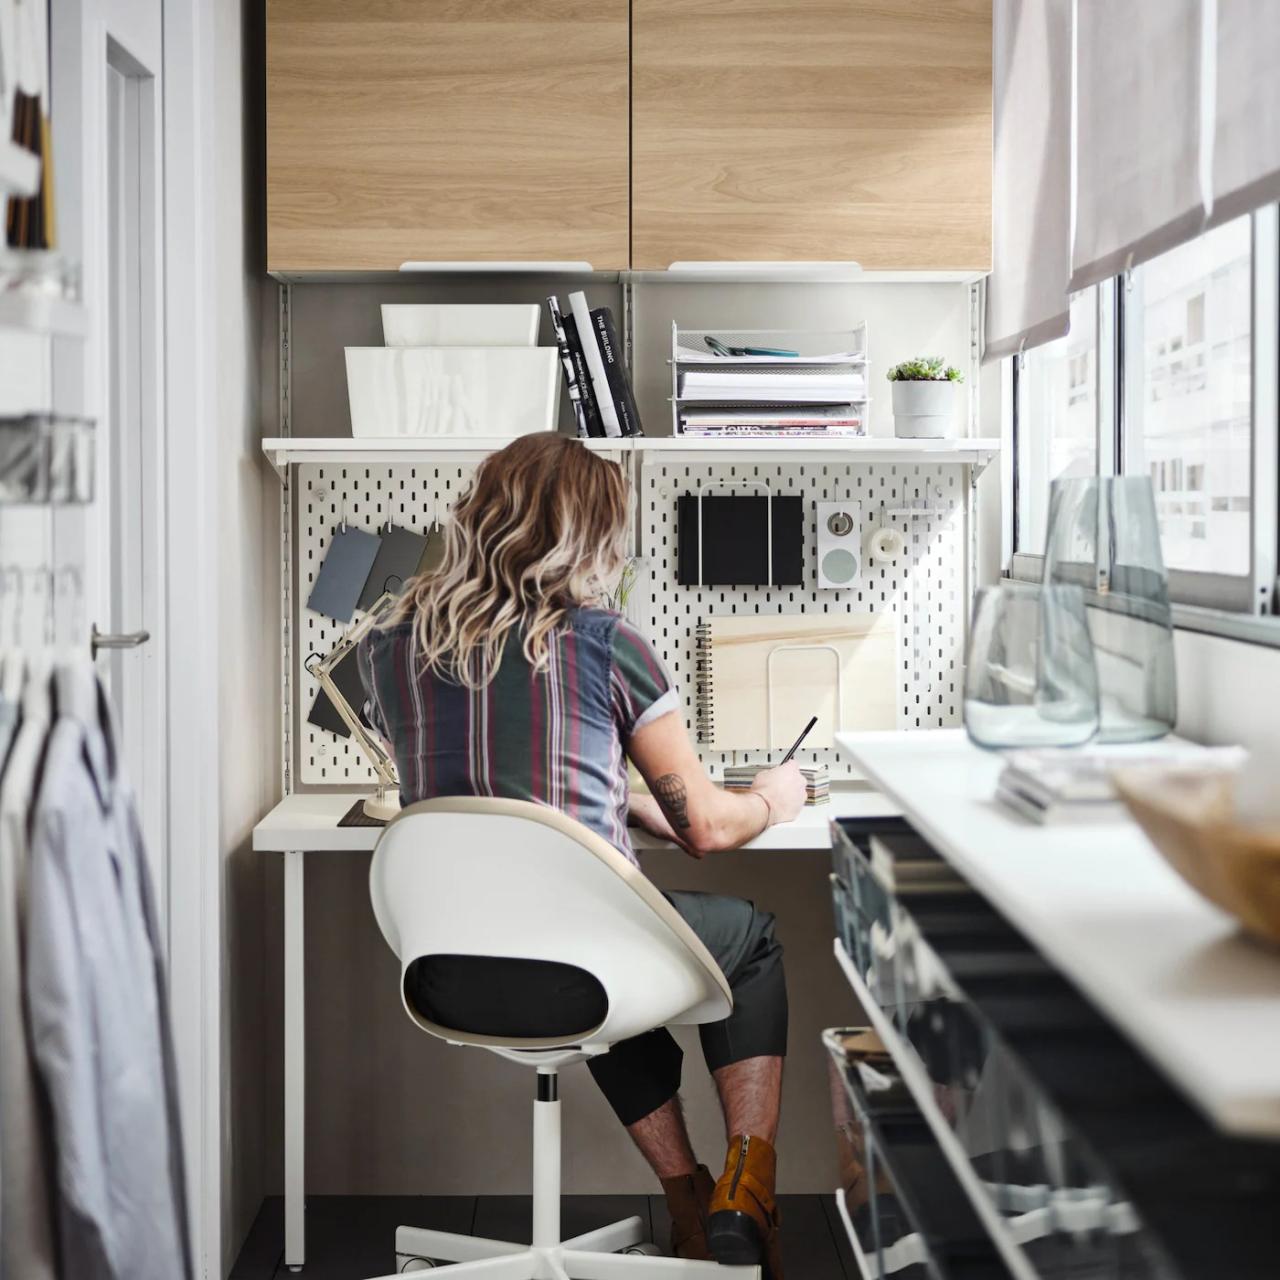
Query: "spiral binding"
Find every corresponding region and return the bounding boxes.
[695,620,715,743]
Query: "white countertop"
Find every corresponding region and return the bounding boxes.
[252,784,899,854]
[835,729,1280,1139]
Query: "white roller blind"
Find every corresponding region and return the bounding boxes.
[985,0,1073,362]
[1210,0,1280,226]
[1071,0,1207,289]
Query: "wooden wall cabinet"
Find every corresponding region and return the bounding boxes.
[267,2,991,275]
[630,0,992,272]
[266,1,631,274]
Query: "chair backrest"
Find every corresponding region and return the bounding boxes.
[369,796,732,1051]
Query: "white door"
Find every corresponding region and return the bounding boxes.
[102,50,167,898]
[51,2,168,895]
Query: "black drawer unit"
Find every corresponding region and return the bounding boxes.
[825,1027,1011,1280]
[830,817,1178,1280]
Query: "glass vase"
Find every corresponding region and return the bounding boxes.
[963,582,1100,749]
[1042,476,1176,742]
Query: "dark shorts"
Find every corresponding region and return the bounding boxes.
[586,890,788,1126]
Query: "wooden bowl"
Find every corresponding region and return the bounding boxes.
[1113,769,1280,947]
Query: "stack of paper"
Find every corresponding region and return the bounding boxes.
[678,370,867,402]
[996,744,1245,824]
[724,764,830,806]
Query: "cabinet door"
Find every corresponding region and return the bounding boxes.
[267,1,630,273]
[631,0,992,271]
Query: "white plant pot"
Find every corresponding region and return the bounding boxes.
[891,380,959,438]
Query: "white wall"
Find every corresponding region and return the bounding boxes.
[1174,630,1280,752]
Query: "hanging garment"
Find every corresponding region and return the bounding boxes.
[0,653,58,1280]
[23,660,190,1280]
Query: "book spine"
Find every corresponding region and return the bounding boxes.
[568,290,622,437]
[590,306,644,437]
[545,295,591,438]
[695,622,714,744]
[561,313,604,437]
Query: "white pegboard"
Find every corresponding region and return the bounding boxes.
[294,458,967,787]
[296,463,478,785]
[636,459,966,780]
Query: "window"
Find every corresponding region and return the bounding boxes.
[1010,207,1279,621]
[1014,289,1101,555]
[1123,216,1253,576]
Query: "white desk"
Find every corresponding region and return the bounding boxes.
[252,783,898,1269]
[836,729,1280,1140]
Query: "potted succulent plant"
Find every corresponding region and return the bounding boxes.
[886,356,964,438]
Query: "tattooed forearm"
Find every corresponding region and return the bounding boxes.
[652,773,692,830]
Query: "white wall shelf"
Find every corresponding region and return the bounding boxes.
[0,292,87,340]
[0,140,40,198]
[260,435,631,479]
[634,436,999,466]
[836,729,1280,1139]
[261,434,1000,480]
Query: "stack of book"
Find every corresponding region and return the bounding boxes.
[724,763,830,806]
[681,405,865,440]
[995,744,1245,825]
[546,293,643,438]
[867,829,964,894]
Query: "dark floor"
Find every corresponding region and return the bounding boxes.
[230,1194,857,1279]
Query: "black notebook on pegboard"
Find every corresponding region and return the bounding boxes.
[677,494,803,586]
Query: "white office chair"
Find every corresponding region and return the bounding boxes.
[367,796,760,1279]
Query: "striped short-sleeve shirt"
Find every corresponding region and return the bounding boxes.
[357,607,678,864]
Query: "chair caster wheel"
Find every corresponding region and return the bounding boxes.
[397,1255,438,1271]
[620,1243,662,1256]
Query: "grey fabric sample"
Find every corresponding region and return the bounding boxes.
[0,657,57,1280]
[24,662,190,1280]
[357,524,429,611]
[306,525,382,622]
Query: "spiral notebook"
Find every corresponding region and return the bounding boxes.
[695,613,897,750]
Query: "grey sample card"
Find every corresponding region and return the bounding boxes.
[307,525,382,622]
[357,524,430,611]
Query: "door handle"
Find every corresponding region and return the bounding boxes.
[91,624,151,660]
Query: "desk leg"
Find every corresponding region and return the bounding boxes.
[284,850,305,1269]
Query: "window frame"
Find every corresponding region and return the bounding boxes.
[1008,206,1280,642]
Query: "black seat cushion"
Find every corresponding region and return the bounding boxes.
[404,954,609,1039]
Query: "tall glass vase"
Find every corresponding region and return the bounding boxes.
[1042,476,1176,742]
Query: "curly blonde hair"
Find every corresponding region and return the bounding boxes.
[392,434,631,689]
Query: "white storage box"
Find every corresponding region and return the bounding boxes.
[345,347,560,438]
[381,304,541,348]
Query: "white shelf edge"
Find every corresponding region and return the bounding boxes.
[0,292,87,340]
[260,434,1000,479]
[259,435,630,479]
[833,938,1041,1280]
[0,141,40,198]
[636,437,1000,465]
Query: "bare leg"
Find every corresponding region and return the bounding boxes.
[712,1055,783,1144]
[624,1094,699,1179]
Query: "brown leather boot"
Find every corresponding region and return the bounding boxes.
[707,1134,784,1280]
[659,1164,715,1260]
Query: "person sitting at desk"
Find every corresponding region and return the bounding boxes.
[358,433,804,1279]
